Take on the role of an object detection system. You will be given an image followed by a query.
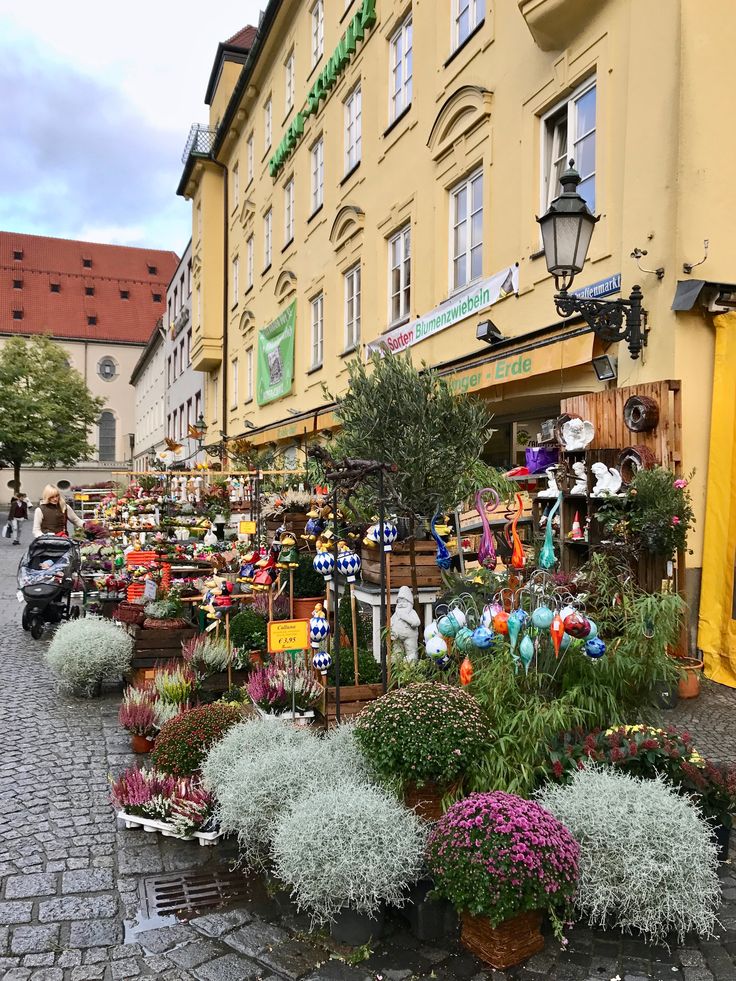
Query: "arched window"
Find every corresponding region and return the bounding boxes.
[98,411,116,462]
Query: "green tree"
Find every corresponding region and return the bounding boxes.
[0,336,104,492]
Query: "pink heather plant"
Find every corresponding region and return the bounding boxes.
[110,766,216,834]
[247,654,323,714]
[426,791,579,941]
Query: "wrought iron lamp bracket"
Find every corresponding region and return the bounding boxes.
[553,284,647,360]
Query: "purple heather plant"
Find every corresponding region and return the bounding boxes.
[110,766,215,834]
[426,791,579,941]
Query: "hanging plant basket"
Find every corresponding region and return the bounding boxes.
[460,909,544,970]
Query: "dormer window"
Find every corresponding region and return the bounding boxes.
[12,310,23,320]
[12,249,23,260]
[120,290,129,300]
[147,264,157,275]
[85,286,95,296]
[12,279,22,289]
[82,257,92,268]
[50,282,60,293]
[87,315,97,326]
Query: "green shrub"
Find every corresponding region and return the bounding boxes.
[230,607,268,651]
[327,648,382,686]
[281,554,325,599]
[151,703,244,776]
[45,618,133,696]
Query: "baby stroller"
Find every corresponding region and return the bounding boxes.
[17,535,85,639]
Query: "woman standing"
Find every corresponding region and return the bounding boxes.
[7,492,28,545]
[33,485,84,538]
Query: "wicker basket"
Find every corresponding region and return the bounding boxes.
[142,617,192,630]
[115,602,146,627]
[404,782,448,822]
[460,910,544,970]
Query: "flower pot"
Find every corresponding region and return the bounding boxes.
[653,679,679,710]
[404,782,448,822]
[460,910,544,970]
[404,878,458,942]
[293,596,324,619]
[130,734,154,754]
[710,821,731,862]
[330,906,384,946]
[677,657,703,699]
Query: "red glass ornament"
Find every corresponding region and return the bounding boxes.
[460,656,474,686]
[493,611,510,634]
[563,612,591,639]
[550,614,566,657]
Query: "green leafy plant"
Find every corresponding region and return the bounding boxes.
[153,665,195,706]
[230,607,268,651]
[281,553,325,599]
[44,618,133,696]
[354,683,489,791]
[150,703,244,776]
[144,595,185,620]
[338,590,372,650]
[327,648,382,686]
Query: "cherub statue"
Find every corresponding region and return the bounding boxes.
[390,586,421,663]
[561,418,595,452]
[571,461,588,496]
[537,467,561,498]
[591,462,623,497]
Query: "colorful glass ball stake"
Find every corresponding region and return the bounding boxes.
[519,634,535,674]
[425,634,448,660]
[336,546,361,582]
[493,610,510,635]
[312,649,332,672]
[563,612,591,639]
[585,637,607,658]
[313,550,335,582]
[454,627,476,655]
[507,611,522,655]
[438,609,466,638]
[459,656,474,686]
[531,606,554,630]
[309,605,330,649]
[472,625,494,649]
[550,614,566,658]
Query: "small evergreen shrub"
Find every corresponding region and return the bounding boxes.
[151,703,244,776]
[45,618,133,696]
[538,767,720,944]
[230,607,267,651]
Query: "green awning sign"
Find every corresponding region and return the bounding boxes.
[257,301,296,405]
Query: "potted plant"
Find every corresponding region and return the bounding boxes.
[229,607,268,664]
[282,554,326,619]
[110,766,219,841]
[677,655,704,699]
[153,664,195,709]
[353,683,489,820]
[150,702,245,776]
[118,687,159,753]
[271,782,426,945]
[246,654,323,720]
[143,589,191,630]
[676,758,736,861]
[45,618,133,697]
[426,792,579,968]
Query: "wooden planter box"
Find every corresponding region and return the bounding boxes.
[325,683,384,726]
[125,624,197,686]
[197,670,251,698]
[361,539,443,588]
[265,511,309,537]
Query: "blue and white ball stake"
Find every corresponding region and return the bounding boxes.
[313,548,335,582]
[336,546,362,582]
[309,605,330,649]
[312,649,332,696]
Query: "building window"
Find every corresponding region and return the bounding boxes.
[311,137,324,213]
[231,358,239,408]
[311,293,324,368]
[454,0,485,49]
[197,203,202,240]
[120,289,129,299]
[542,78,596,211]
[285,50,295,112]
[167,414,171,437]
[12,249,23,260]
[179,338,185,373]
[344,264,361,350]
[344,85,362,173]
[82,257,92,268]
[87,315,97,326]
[246,347,254,401]
[264,97,272,151]
[179,405,185,438]
[247,235,254,289]
[311,0,324,65]
[98,411,116,462]
[212,373,219,421]
[147,264,157,275]
[450,169,483,291]
[13,279,22,289]
[85,285,95,296]
[152,292,162,302]
[186,398,192,430]
[167,356,172,385]
[284,178,295,244]
[98,357,117,381]
[194,391,202,424]
[389,225,411,324]
[12,309,23,320]
[50,282,60,293]
[247,133,254,182]
[264,210,273,269]
[173,349,178,378]
[187,329,192,366]
[232,161,240,208]
[232,255,240,306]
[174,286,179,314]
[390,15,413,122]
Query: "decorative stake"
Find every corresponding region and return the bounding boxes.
[430,513,452,570]
[475,489,500,569]
[510,494,526,569]
[459,656,474,686]
[539,493,563,569]
[550,613,566,657]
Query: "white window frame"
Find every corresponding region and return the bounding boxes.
[245,346,254,401]
[232,161,240,208]
[311,137,324,213]
[231,358,239,409]
[264,97,272,151]
[449,169,483,292]
[453,0,485,50]
[344,85,362,173]
[540,77,597,212]
[247,133,254,182]
[285,50,295,112]
[389,15,413,123]
[247,235,254,289]
[284,177,295,244]
[311,0,324,66]
[264,209,273,269]
[232,255,239,306]
[344,264,361,350]
[310,292,324,368]
[388,224,411,325]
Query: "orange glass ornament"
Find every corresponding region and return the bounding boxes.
[493,611,509,634]
[460,656,474,686]
[510,493,525,570]
[550,614,566,657]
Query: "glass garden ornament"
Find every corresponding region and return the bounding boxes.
[585,636,606,658]
[560,631,572,653]
[510,493,526,569]
[586,618,599,640]
[560,604,576,620]
[514,608,530,627]
[507,611,522,654]
[436,654,452,670]
[430,513,452,571]
[493,610,510,634]
[454,626,476,655]
[550,613,566,657]
[531,605,554,630]
[563,612,591,639]
[425,634,448,659]
[424,620,441,642]
[472,625,494,649]
[475,488,499,569]
[312,649,332,672]
[309,604,330,649]
[312,543,335,581]
[459,656,474,686]
[336,542,362,582]
[437,608,466,638]
[539,492,563,569]
[519,634,535,674]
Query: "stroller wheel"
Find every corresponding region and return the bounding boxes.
[21,607,31,631]
[30,617,44,640]
[70,606,81,620]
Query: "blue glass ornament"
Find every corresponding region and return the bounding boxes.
[430,513,452,571]
[507,611,522,654]
[531,606,554,630]
[312,649,332,672]
[454,626,475,655]
[585,637,606,659]
[539,492,563,569]
[586,619,598,640]
[519,635,535,674]
[472,625,494,649]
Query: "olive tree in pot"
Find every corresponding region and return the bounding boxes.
[271,782,426,946]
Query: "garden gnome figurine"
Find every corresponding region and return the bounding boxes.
[390,586,421,663]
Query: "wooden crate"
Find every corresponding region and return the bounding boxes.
[126,625,197,685]
[324,683,384,726]
[362,539,443,588]
[266,511,309,537]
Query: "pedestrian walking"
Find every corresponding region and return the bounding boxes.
[7,492,28,545]
[32,484,84,538]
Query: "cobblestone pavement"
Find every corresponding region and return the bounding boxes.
[2,539,736,980]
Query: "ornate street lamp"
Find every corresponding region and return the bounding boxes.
[537,160,648,360]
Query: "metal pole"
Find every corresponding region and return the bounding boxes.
[378,468,387,692]
[254,471,261,545]
[332,486,341,723]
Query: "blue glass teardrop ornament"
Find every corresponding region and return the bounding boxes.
[519,634,534,674]
[539,492,563,570]
[430,513,452,571]
[507,611,522,655]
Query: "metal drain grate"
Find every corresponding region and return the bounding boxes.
[140,868,247,920]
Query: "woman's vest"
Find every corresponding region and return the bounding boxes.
[39,503,66,534]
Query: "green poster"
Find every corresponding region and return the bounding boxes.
[257,301,296,405]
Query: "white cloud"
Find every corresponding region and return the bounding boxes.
[75,224,147,247]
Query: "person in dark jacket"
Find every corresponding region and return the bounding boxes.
[8,492,28,545]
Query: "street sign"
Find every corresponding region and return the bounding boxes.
[267,619,309,653]
[239,520,257,535]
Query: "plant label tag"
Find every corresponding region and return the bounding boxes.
[143,578,157,601]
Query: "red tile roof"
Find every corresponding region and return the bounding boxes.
[225,25,257,49]
[0,231,179,345]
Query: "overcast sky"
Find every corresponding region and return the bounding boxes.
[0,1,263,253]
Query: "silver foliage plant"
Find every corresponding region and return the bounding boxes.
[44,617,133,696]
[272,783,426,925]
[538,766,721,945]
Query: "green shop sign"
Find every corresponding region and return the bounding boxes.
[269,0,376,178]
[257,301,296,405]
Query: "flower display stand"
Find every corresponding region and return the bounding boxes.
[122,623,197,686]
[117,811,224,846]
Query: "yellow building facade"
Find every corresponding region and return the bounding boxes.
[179,0,736,668]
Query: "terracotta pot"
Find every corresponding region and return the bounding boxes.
[292,596,324,619]
[676,656,703,699]
[404,782,449,822]
[460,909,544,970]
[131,734,154,754]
